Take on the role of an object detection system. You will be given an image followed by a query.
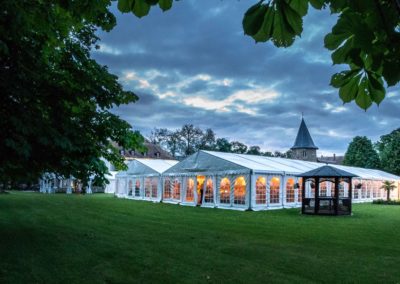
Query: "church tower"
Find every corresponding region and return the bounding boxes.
[291,117,318,162]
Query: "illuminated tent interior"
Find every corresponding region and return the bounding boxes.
[115,159,178,202]
[160,151,400,210]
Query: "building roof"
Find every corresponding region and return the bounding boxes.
[299,165,357,178]
[165,150,400,181]
[291,118,318,150]
[115,140,174,160]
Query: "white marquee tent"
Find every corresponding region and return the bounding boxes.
[160,151,400,211]
[115,159,178,202]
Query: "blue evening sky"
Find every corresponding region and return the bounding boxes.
[93,1,400,156]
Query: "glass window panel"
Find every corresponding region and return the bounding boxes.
[219,177,230,204]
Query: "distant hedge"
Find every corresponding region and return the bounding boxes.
[373,199,400,205]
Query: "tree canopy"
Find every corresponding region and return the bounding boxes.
[150,124,291,158]
[376,128,400,176]
[343,136,381,168]
[0,1,145,184]
[117,0,400,110]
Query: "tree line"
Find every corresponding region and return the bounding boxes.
[343,128,400,176]
[149,124,292,158]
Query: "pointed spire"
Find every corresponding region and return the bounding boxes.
[291,117,318,150]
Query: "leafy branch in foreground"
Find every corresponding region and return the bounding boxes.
[1,1,146,185]
[117,0,400,110]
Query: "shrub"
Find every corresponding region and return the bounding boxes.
[372,199,400,205]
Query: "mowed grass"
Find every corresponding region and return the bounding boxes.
[1,193,400,283]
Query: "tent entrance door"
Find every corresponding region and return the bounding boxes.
[197,176,205,205]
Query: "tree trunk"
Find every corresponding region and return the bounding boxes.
[387,189,390,202]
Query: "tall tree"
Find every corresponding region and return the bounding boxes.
[343,136,381,169]
[179,124,204,156]
[247,146,262,155]
[118,0,400,110]
[1,1,144,184]
[376,129,400,176]
[199,128,216,150]
[215,138,232,153]
[166,130,183,158]
[231,141,248,154]
[149,128,183,158]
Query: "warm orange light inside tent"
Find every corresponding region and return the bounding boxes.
[256,177,266,188]
[206,178,213,189]
[234,176,246,197]
[220,178,230,194]
[270,177,280,186]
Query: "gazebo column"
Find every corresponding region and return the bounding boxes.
[315,177,320,214]
[301,178,306,214]
[334,177,339,215]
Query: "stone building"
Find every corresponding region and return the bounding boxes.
[291,118,318,162]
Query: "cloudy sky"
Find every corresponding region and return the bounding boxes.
[93,0,400,156]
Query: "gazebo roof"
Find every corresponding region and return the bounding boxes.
[299,165,358,178]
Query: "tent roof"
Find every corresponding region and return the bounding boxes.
[165,150,400,181]
[164,151,249,175]
[127,158,178,175]
[291,118,318,149]
[299,165,357,177]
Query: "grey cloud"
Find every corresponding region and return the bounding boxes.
[94,1,400,155]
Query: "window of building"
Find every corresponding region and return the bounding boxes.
[234,176,246,205]
[135,179,140,197]
[255,177,266,205]
[286,178,295,203]
[270,177,280,204]
[144,178,151,198]
[164,178,171,199]
[204,178,214,203]
[302,151,307,158]
[186,178,194,202]
[172,179,181,200]
[154,152,160,158]
[151,178,158,199]
[219,177,230,204]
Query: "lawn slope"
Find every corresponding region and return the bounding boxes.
[1,192,399,283]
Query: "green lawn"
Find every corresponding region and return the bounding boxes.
[1,192,400,283]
